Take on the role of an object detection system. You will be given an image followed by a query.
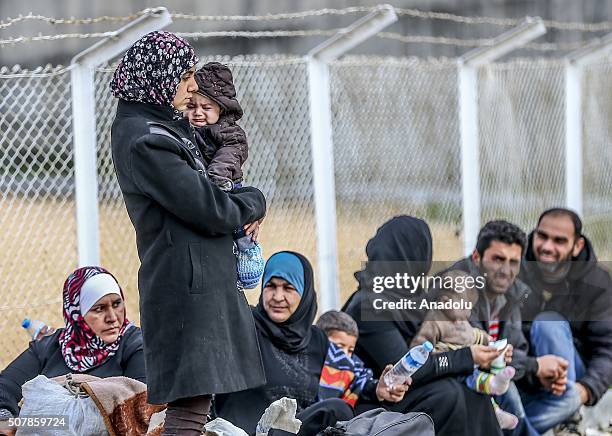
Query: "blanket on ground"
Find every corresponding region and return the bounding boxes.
[52,374,166,436]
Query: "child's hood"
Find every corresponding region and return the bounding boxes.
[194,62,243,122]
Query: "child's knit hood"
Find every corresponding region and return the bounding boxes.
[194,62,243,121]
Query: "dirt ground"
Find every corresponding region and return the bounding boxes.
[1,197,609,370]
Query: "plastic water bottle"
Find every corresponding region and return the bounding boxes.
[384,341,434,388]
[22,318,55,341]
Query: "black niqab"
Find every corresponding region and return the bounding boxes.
[365,215,432,268]
[356,215,433,287]
[345,215,434,339]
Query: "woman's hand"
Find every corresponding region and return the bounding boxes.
[376,364,411,403]
[243,217,264,242]
[470,344,504,369]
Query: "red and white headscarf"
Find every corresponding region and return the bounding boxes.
[59,266,131,372]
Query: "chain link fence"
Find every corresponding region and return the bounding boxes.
[331,57,463,296]
[583,60,612,259]
[1,55,611,366]
[0,66,76,367]
[478,60,567,228]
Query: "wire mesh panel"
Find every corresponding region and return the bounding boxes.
[227,57,317,301]
[582,60,612,261]
[478,60,566,234]
[1,54,611,367]
[0,66,76,367]
[94,56,317,308]
[330,57,463,299]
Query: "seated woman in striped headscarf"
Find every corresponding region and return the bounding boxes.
[0,266,145,422]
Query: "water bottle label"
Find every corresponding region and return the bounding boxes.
[402,355,422,375]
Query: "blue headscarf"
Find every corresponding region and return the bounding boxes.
[262,252,305,296]
[253,252,317,353]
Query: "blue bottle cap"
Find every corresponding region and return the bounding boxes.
[423,341,433,352]
[22,318,31,329]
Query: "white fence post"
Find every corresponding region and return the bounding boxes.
[308,5,397,312]
[71,66,100,266]
[458,18,546,255]
[564,33,612,217]
[564,63,583,216]
[70,7,172,266]
[308,58,338,312]
[458,65,481,255]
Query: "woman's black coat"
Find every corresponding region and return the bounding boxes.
[111,100,267,404]
[214,323,328,433]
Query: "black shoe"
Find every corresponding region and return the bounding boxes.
[553,411,584,436]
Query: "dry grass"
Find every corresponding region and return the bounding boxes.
[0,196,463,367]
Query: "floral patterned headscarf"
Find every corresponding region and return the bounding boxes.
[110,31,198,107]
[59,266,131,372]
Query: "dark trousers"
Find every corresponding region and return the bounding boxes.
[388,377,503,436]
[162,395,212,436]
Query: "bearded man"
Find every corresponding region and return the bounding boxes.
[519,208,612,435]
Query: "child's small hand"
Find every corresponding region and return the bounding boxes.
[376,364,411,403]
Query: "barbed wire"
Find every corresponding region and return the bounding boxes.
[377,32,588,51]
[176,29,338,39]
[0,28,593,52]
[393,8,612,32]
[0,12,141,30]
[0,31,116,46]
[171,7,373,22]
[3,7,612,33]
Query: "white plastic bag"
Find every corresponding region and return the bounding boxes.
[256,397,301,436]
[204,417,249,436]
[16,375,108,436]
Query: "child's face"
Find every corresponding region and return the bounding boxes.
[184,93,221,127]
[328,330,357,357]
[440,294,473,322]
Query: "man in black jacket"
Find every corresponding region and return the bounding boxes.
[448,220,539,435]
[519,208,612,434]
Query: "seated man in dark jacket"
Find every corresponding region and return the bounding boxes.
[519,208,612,434]
[447,220,539,436]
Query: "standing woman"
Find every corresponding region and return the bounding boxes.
[110,32,267,435]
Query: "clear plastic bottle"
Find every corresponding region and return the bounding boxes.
[21,318,55,341]
[384,341,434,388]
